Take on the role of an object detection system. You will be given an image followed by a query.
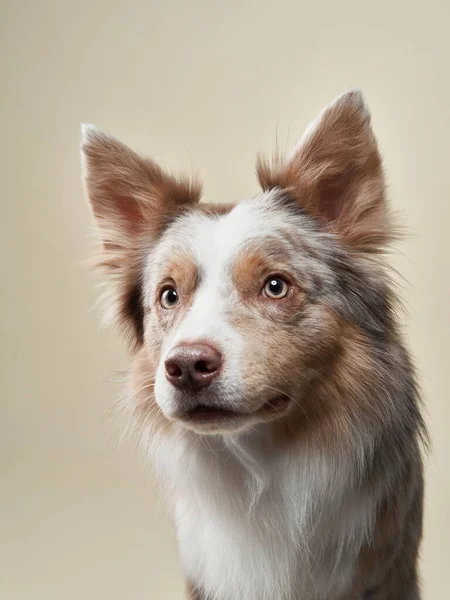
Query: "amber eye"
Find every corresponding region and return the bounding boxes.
[263,276,289,299]
[160,287,179,309]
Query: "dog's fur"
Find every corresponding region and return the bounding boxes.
[81,91,426,600]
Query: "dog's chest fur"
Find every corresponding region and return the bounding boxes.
[153,429,373,600]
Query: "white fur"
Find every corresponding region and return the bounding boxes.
[147,422,374,600]
[80,122,100,139]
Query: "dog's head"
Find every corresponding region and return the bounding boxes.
[82,91,391,435]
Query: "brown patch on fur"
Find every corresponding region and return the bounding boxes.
[231,245,307,313]
[186,582,208,600]
[229,299,340,433]
[198,202,234,216]
[157,251,199,301]
[232,247,277,295]
[153,251,200,336]
[82,128,201,240]
[82,128,202,348]
[256,91,390,252]
[267,315,378,448]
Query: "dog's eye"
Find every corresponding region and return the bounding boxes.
[160,287,179,309]
[263,277,289,299]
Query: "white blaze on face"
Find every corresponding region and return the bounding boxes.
[147,191,289,417]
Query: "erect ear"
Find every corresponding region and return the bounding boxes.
[81,124,201,257]
[257,90,389,251]
[81,125,201,347]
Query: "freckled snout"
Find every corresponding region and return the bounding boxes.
[165,343,222,392]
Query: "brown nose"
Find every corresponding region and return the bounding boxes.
[165,343,222,392]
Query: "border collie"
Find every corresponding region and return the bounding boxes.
[81,90,426,600]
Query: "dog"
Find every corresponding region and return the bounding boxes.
[81,90,427,600]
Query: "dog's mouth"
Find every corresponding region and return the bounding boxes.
[179,395,292,425]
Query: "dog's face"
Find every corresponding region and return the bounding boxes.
[146,193,344,433]
[82,90,389,435]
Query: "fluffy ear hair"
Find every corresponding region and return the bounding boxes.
[81,125,201,347]
[257,90,390,251]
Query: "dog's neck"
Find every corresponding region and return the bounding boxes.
[152,419,373,600]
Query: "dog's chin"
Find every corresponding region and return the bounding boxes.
[172,395,293,435]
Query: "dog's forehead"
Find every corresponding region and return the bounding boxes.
[153,190,297,272]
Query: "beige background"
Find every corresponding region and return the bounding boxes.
[1,0,449,598]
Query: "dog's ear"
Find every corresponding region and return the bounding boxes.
[81,125,201,347]
[81,125,201,259]
[257,91,389,251]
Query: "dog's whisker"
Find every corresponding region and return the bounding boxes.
[262,385,310,422]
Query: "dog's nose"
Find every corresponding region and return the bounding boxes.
[165,343,222,392]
